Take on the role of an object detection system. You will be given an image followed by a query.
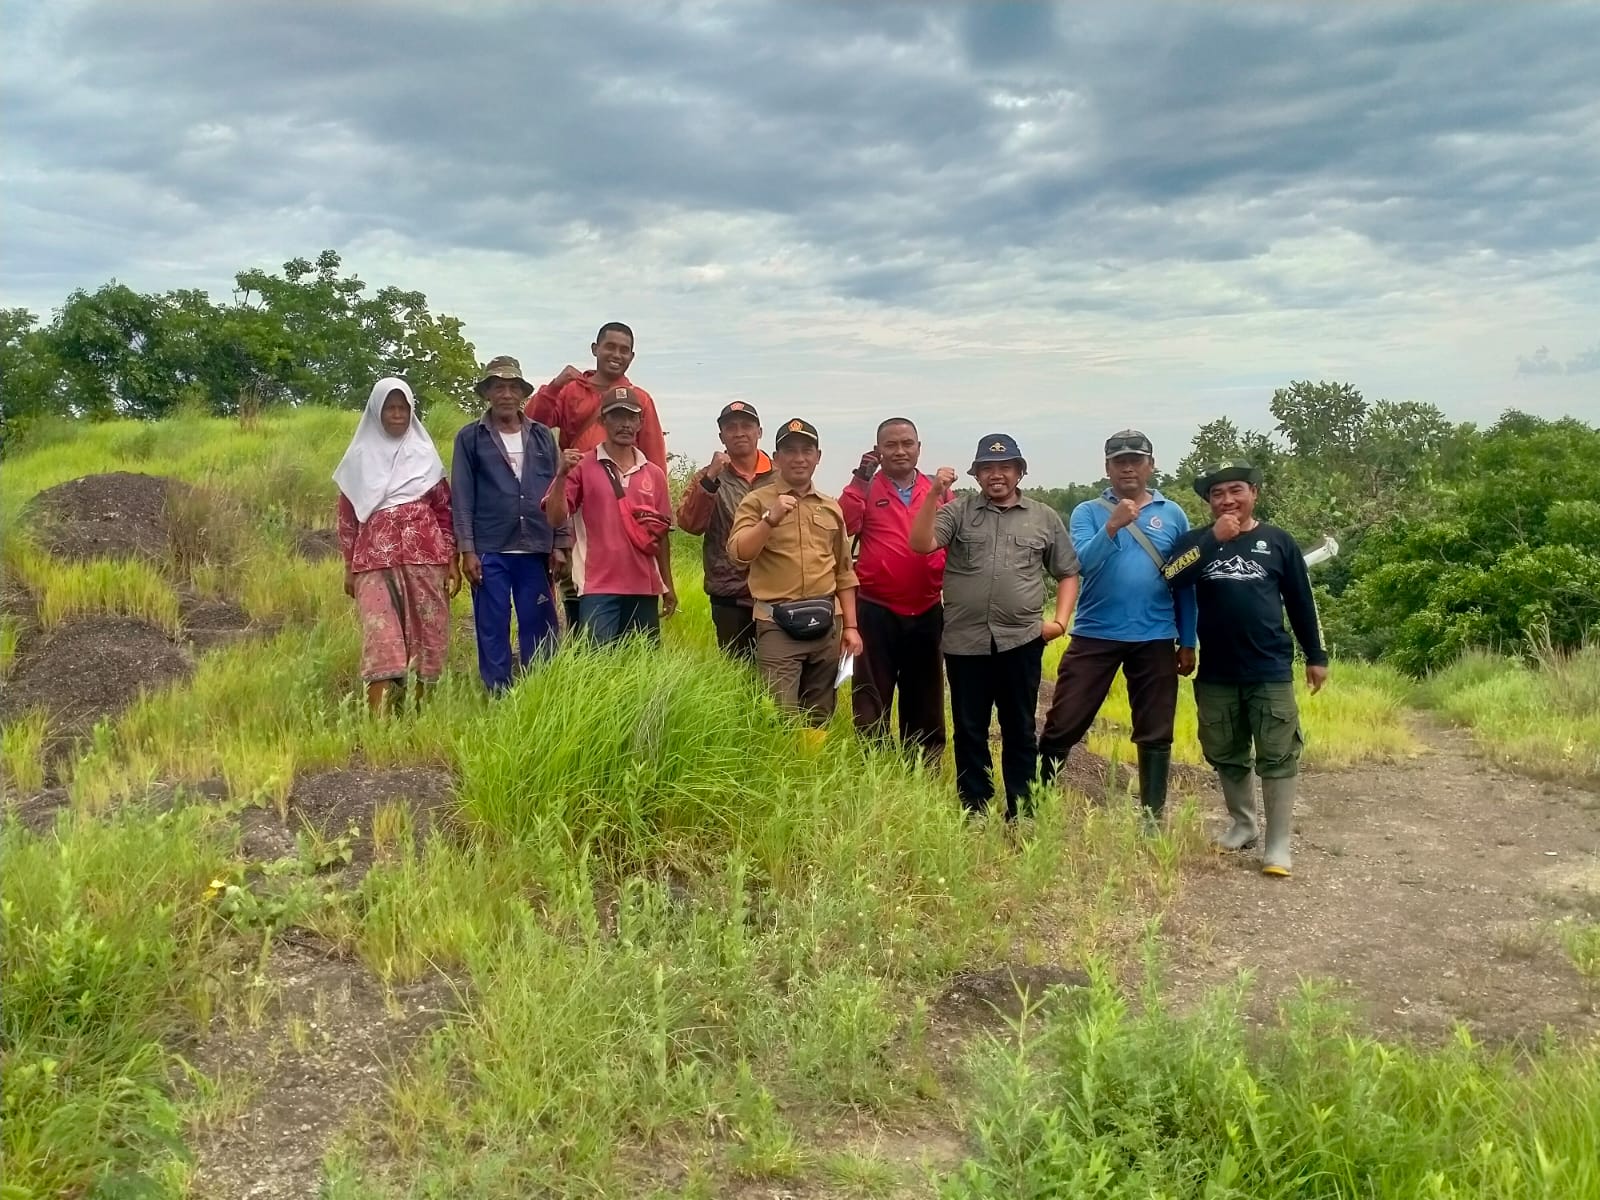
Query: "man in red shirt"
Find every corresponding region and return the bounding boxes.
[543,387,676,644]
[528,321,667,628]
[841,417,949,765]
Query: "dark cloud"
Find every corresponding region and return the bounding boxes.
[1517,347,1566,377]
[2,0,1598,316]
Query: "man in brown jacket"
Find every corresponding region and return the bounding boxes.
[675,401,776,658]
[728,418,863,725]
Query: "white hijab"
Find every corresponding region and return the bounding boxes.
[332,378,446,523]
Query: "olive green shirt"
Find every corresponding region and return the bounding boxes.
[932,493,1080,655]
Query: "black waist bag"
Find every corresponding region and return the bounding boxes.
[769,598,835,641]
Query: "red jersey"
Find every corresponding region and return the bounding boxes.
[526,372,667,470]
[839,472,948,617]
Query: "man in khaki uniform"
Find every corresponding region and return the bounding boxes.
[728,418,863,725]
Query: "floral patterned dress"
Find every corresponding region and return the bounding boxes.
[337,480,455,681]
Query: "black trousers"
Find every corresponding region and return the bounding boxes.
[851,598,946,765]
[1038,637,1179,772]
[945,637,1044,817]
[709,597,758,660]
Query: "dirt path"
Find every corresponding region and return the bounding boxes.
[1161,720,1600,1044]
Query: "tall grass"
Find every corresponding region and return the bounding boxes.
[1416,645,1600,781]
[2,805,233,1199]
[947,969,1600,1198]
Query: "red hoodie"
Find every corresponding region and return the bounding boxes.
[840,471,948,617]
[526,371,667,470]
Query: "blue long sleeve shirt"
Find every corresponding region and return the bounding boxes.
[1069,488,1197,646]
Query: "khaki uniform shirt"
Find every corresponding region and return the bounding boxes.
[729,483,859,605]
[933,493,1080,654]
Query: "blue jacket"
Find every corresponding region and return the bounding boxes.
[450,413,570,555]
[1069,488,1197,645]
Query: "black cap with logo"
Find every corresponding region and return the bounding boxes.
[717,400,760,425]
[774,417,820,448]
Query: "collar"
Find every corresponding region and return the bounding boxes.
[596,443,645,474]
[1099,486,1170,505]
[579,369,633,394]
[978,492,1030,512]
[479,409,530,435]
[732,450,773,482]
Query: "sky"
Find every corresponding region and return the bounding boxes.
[3,1,1597,486]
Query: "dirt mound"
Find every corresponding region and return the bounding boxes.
[936,962,1090,1026]
[294,527,341,561]
[180,592,257,654]
[0,617,192,744]
[26,472,184,561]
[252,766,458,875]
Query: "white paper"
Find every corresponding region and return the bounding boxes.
[835,652,855,689]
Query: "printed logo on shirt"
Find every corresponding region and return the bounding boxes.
[1251,538,1270,556]
[1203,554,1269,582]
[875,499,890,507]
[1162,546,1201,580]
[1148,515,1164,530]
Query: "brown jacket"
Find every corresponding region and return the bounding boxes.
[676,452,775,602]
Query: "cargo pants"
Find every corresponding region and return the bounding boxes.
[1192,680,1304,779]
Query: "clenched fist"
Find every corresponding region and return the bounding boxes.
[764,494,799,526]
[1107,498,1140,533]
[932,466,958,495]
[549,364,582,390]
[856,450,880,481]
[705,450,731,479]
[1212,512,1243,542]
[557,448,584,477]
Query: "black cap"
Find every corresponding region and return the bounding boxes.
[971,433,1025,467]
[600,386,643,414]
[717,400,760,425]
[1104,429,1154,458]
[774,417,820,448]
[1192,460,1263,498]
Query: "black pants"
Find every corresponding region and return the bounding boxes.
[709,597,758,660]
[945,637,1044,817]
[851,598,946,765]
[1038,637,1178,775]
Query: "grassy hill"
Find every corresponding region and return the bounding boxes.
[2,410,1597,1198]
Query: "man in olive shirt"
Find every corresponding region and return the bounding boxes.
[729,418,864,726]
[910,434,1080,818]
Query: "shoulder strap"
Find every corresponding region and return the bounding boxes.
[598,457,626,500]
[1096,497,1165,570]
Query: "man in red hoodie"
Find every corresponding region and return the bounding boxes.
[527,321,668,627]
[841,417,949,766]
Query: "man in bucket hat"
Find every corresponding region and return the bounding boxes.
[1039,429,1197,825]
[451,355,571,692]
[1161,461,1329,877]
[910,434,1080,819]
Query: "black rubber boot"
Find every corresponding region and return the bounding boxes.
[1137,746,1171,824]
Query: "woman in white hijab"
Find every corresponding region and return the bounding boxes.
[333,378,460,712]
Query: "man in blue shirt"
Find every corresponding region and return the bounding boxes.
[1038,429,1197,820]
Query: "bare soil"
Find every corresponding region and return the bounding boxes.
[0,616,192,743]
[25,471,185,561]
[293,527,341,561]
[184,940,454,1200]
[252,766,458,877]
[1161,720,1600,1044]
[179,591,259,654]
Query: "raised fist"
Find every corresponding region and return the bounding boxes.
[550,364,582,389]
[933,466,958,495]
[856,450,880,480]
[706,450,731,478]
[557,448,584,477]
[1108,498,1140,532]
[1212,512,1243,542]
[765,494,799,526]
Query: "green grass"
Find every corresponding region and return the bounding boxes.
[1416,645,1600,781]
[947,969,1600,1199]
[2,408,1593,1199]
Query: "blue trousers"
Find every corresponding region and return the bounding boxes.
[578,594,660,645]
[471,553,559,692]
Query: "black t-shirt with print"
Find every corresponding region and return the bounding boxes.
[1161,521,1328,683]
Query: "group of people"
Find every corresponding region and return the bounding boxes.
[334,321,1330,878]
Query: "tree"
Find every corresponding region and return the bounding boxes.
[1269,379,1369,470]
[0,308,64,447]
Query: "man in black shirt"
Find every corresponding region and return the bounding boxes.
[1162,461,1329,877]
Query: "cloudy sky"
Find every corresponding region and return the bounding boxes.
[3,1,1597,484]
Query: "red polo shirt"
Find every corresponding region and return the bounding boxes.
[840,472,948,617]
[545,446,670,597]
